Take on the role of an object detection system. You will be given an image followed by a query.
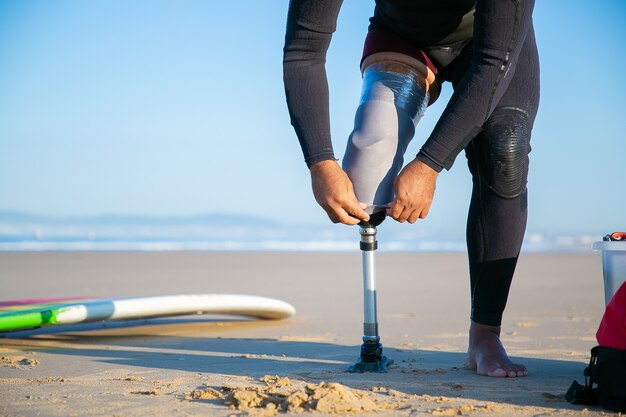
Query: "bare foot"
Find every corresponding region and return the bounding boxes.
[464,321,527,377]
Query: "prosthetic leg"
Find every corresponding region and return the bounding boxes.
[343,53,434,373]
[348,210,392,372]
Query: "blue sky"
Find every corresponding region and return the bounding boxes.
[0,1,624,236]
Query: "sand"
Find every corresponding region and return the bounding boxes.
[0,251,617,416]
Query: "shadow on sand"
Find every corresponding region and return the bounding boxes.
[0,317,597,412]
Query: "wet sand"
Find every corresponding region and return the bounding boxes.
[0,251,614,416]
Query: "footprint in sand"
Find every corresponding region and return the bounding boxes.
[1,356,40,369]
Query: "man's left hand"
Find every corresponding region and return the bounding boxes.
[387,159,439,223]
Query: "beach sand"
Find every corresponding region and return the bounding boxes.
[0,251,615,416]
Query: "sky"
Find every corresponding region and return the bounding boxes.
[0,1,624,236]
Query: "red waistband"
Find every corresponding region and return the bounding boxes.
[361,28,438,75]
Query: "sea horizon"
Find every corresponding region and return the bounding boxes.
[0,210,604,253]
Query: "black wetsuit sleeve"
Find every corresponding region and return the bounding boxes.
[416,0,536,172]
[283,0,343,168]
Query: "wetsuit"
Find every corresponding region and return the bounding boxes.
[283,0,540,326]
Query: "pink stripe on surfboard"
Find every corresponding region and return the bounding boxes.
[0,297,94,308]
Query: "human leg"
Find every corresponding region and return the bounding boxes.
[463,28,540,377]
[466,106,532,327]
[464,106,533,377]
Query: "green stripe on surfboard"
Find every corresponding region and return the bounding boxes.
[0,308,60,332]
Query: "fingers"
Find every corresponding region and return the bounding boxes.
[387,187,430,223]
[386,203,404,222]
[386,189,433,223]
[323,206,362,225]
[386,159,438,224]
[326,210,340,224]
[345,199,369,222]
[407,209,421,224]
[324,199,369,226]
[386,202,426,224]
[310,160,370,226]
[334,210,361,226]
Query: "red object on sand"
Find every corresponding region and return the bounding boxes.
[596,281,626,350]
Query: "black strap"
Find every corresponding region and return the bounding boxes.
[565,346,599,406]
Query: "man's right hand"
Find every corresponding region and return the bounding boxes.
[309,160,370,225]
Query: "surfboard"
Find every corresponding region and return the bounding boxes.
[0,294,296,332]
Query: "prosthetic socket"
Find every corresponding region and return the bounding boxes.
[342,52,436,214]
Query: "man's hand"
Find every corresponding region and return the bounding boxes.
[310,160,370,225]
[387,159,439,223]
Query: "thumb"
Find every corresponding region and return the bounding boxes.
[346,199,369,221]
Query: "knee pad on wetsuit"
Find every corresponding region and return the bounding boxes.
[472,107,532,199]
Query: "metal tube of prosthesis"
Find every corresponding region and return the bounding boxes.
[348,211,392,373]
[360,226,379,338]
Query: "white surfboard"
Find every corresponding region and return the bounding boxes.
[0,294,296,332]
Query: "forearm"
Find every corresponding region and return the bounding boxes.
[283,0,343,168]
[283,45,334,167]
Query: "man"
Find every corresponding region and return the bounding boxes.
[283,0,539,377]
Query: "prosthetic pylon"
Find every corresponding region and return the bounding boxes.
[348,210,393,373]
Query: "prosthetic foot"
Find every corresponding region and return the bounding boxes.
[348,210,393,373]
